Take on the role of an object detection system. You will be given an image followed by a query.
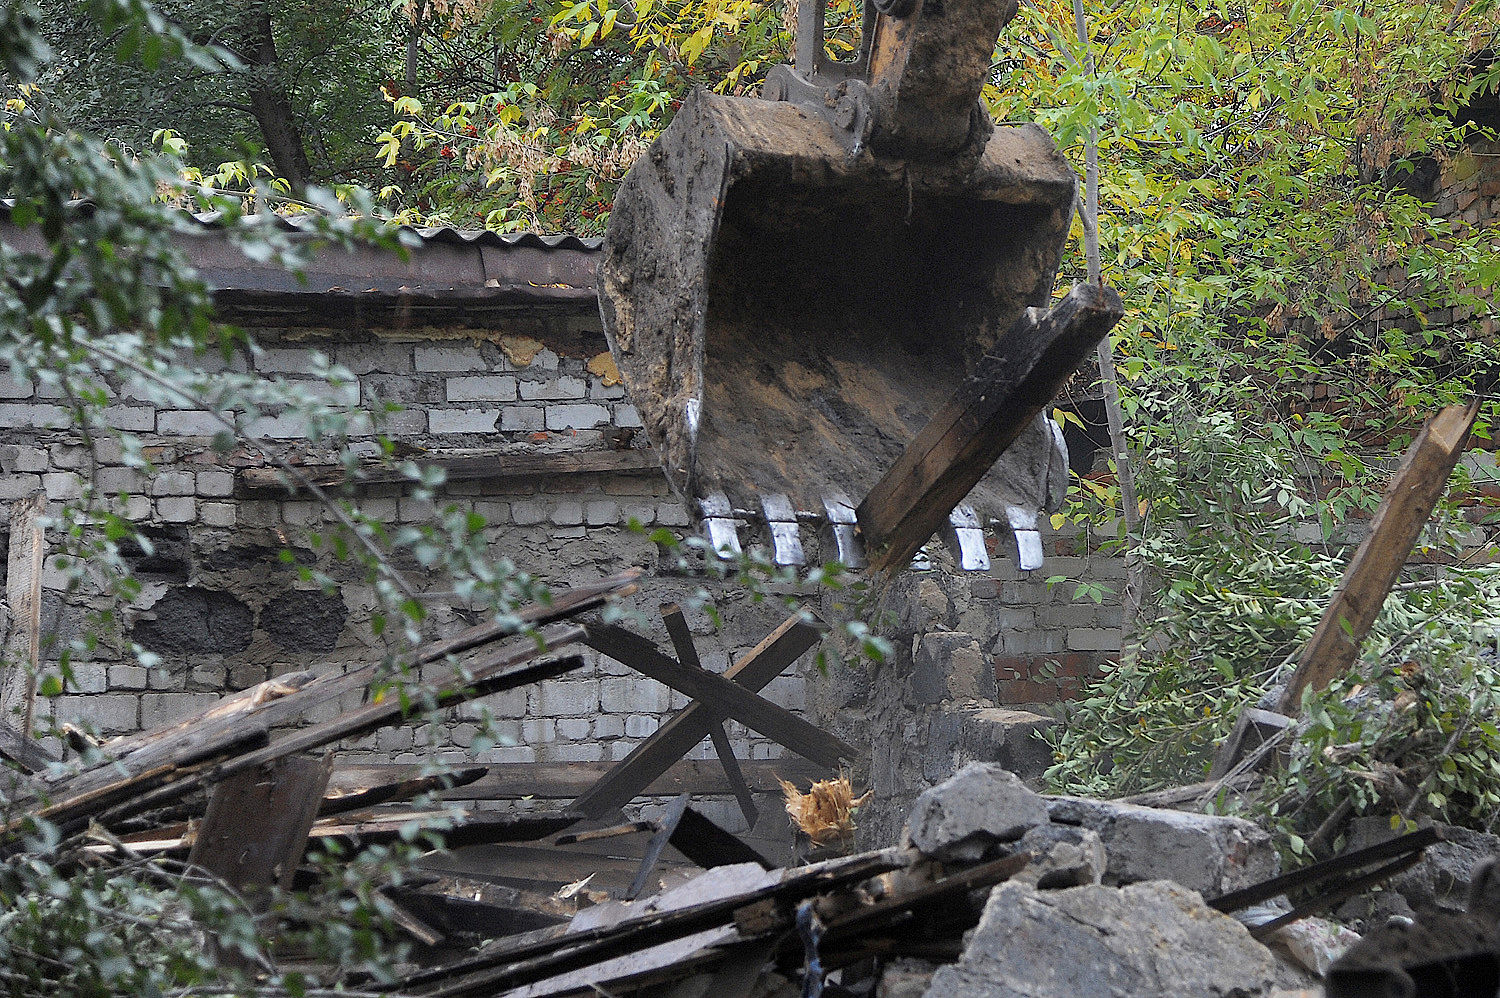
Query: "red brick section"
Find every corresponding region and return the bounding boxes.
[994,652,1103,704]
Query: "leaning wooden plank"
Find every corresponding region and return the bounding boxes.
[10,723,271,836]
[857,282,1124,574]
[328,757,831,802]
[584,624,855,769]
[89,670,317,763]
[405,848,904,997]
[0,491,47,737]
[570,611,825,819]
[240,448,661,491]
[89,636,586,829]
[187,753,334,902]
[1275,401,1481,713]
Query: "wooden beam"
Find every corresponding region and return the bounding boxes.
[857,282,1123,574]
[584,624,854,769]
[187,753,333,903]
[327,756,832,802]
[0,492,47,736]
[661,603,758,828]
[1276,401,1480,714]
[240,448,660,492]
[570,611,826,819]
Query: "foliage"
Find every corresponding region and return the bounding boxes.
[1013,0,1500,839]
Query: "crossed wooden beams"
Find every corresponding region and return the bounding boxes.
[574,608,853,825]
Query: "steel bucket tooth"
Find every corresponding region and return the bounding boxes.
[598,90,1076,524]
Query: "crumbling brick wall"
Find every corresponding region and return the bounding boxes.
[0,310,1129,830]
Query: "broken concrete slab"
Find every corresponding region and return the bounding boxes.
[923,880,1278,998]
[1047,795,1278,896]
[905,763,1049,862]
[1340,816,1499,915]
[1010,822,1105,889]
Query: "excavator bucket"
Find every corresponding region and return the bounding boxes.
[598,0,1094,566]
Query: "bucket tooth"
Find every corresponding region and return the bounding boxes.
[700,491,743,561]
[821,493,865,570]
[944,505,991,572]
[761,494,806,567]
[1005,504,1045,571]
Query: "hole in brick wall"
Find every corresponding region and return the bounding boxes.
[260,590,348,653]
[119,525,191,582]
[1056,399,1110,477]
[198,543,316,574]
[133,586,254,656]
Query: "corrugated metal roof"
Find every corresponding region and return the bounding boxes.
[0,199,604,328]
[0,199,603,252]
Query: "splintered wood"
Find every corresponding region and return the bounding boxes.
[779,775,870,849]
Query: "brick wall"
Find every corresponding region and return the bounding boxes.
[0,307,1128,838]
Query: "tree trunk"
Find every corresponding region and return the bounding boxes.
[244,4,311,196]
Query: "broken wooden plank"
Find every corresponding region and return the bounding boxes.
[857,282,1123,574]
[570,611,826,819]
[662,603,758,828]
[241,448,660,492]
[319,765,490,819]
[329,757,830,802]
[311,809,583,851]
[629,794,690,900]
[1275,401,1480,714]
[405,848,905,997]
[670,807,772,871]
[0,491,47,737]
[187,753,334,902]
[89,637,586,829]
[584,623,854,770]
[0,714,59,774]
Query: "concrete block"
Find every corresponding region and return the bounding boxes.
[52,694,139,734]
[0,375,34,399]
[155,497,197,523]
[586,500,619,526]
[615,404,644,428]
[905,763,1049,862]
[140,692,221,729]
[657,502,692,527]
[511,500,547,525]
[546,403,611,430]
[96,467,145,494]
[0,403,67,428]
[501,406,545,431]
[556,717,592,740]
[10,446,48,472]
[603,678,670,714]
[546,742,604,762]
[429,408,499,433]
[415,345,485,371]
[1067,627,1121,652]
[0,474,42,499]
[927,881,1276,998]
[244,414,309,439]
[518,376,586,401]
[42,473,82,501]
[1047,796,1279,896]
[151,471,197,496]
[196,471,235,497]
[156,410,225,436]
[550,500,584,526]
[339,342,413,375]
[447,375,518,402]
[953,707,1056,785]
[108,665,149,690]
[625,714,659,738]
[532,680,600,717]
[521,718,556,743]
[594,715,625,738]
